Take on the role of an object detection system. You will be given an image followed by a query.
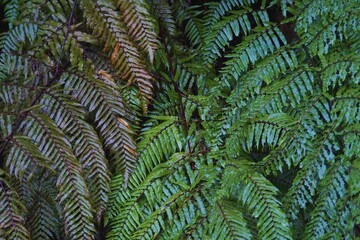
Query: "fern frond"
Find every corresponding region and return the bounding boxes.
[321,197,357,239]
[135,116,182,173]
[0,82,39,107]
[272,0,293,16]
[4,135,52,181]
[0,22,38,52]
[206,200,253,239]
[0,170,29,239]
[285,121,340,219]
[225,46,298,107]
[152,89,180,117]
[1,0,359,238]
[227,113,295,157]
[297,6,360,57]
[80,0,154,109]
[130,155,205,240]
[27,177,62,240]
[295,0,356,37]
[15,0,44,21]
[37,19,86,70]
[223,162,292,239]
[106,117,183,222]
[203,9,270,65]
[0,110,16,137]
[39,90,111,223]
[220,26,287,84]
[149,0,176,36]
[18,112,96,239]
[183,5,205,48]
[114,0,158,62]
[237,69,315,119]
[304,160,349,239]
[343,125,360,159]
[242,180,290,239]
[204,0,255,30]
[106,153,189,239]
[174,59,204,92]
[349,158,360,220]
[1,0,20,27]
[319,53,360,91]
[331,87,360,125]
[259,95,330,175]
[60,71,137,182]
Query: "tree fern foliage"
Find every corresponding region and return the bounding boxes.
[0,0,359,239]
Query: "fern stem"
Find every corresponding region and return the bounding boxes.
[163,39,193,155]
[55,0,77,74]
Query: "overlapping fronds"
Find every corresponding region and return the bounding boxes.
[303,160,349,239]
[1,0,359,239]
[205,200,254,239]
[80,0,156,110]
[148,0,176,36]
[0,0,159,238]
[0,170,29,239]
[202,9,271,65]
[115,0,158,61]
[105,116,184,222]
[26,176,62,240]
[223,161,291,239]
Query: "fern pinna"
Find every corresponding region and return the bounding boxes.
[0,0,359,239]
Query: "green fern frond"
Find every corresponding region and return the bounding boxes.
[39,90,111,223]
[237,69,315,120]
[0,22,38,52]
[319,52,360,91]
[0,82,38,106]
[106,117,183,223]
[114,0,158,62]
[343,125,360,159]
[285,122,340,219]
[304,160,349,239]
[223,162,292,239]
[349,158,360,221]
[272,0,293,16]
[321,197,357,239]
[19,112,96,238]
[331,88,360,125]
[204,0,255,30]
[225,46,298,103]
[205,200,253,239]
[4,135,52,181]
[296,5,360,57]
[203,9,270,65]
[220,26,287,85]
[0,170,29,239]
[183,5,205,48]
[80,0,155,109]
[258,94,332,175]
[294,0,357,37]
[27,177,62,240]
[106,153,191,239]
[60,71,137,181]
[1,0,20,27]
[227,113,295,156]
[151,90,180,117]
[1,0,359,238]
[149,0,176,36]
[37,20,86,70]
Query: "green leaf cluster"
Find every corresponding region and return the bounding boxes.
[0,0,359,239]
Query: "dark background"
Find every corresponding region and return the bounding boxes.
[0,3,9,34]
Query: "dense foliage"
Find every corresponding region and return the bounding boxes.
[0,0,359,239]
